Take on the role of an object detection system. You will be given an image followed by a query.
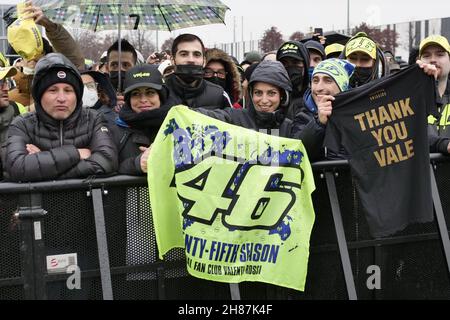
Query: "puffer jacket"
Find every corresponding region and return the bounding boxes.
[196,61,295,137]
[205,48,242,105]
[2,53,117,182]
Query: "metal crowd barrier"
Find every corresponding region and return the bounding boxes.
[1,154,450,300]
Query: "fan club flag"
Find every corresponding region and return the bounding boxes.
[148,106,316,291]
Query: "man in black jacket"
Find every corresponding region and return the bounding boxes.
[165,33,232,109]
[276,40,310,120]
[2,53,118,182]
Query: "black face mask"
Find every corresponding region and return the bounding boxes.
[350,67,373,87]
[175,64,204,84]
[109,71,126,93]
[205,76,226,89]
[286,66,304,95]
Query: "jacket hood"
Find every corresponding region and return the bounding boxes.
[276,40,310,89]
[248,61,292,127]
[249,60,292,92]
[32,53,84,125]
[205,48,242,103]
[81,70,117,107]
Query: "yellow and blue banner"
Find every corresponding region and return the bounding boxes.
[148,106,315,291]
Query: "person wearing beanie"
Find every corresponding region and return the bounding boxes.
[305,40,326,78]
[242,51,262,65]
[292,59,355,160]
[2,53,118,182]
[418,35,450,154]
[112,64,177,175]
[194,61,297,138]
[276,40,310,120]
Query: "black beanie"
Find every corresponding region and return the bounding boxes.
[35,68,83,104]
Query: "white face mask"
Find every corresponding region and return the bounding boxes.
[22,66,35,75]
[82,87,98,108]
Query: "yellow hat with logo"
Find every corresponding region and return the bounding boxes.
[0,66,17,80]
[325,43,345,58]
[345,32,377,60]
[419,35,450,56]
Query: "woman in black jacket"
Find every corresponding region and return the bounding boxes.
[196,60,294,137]
[2,53,118,182]
[113,64,175,175]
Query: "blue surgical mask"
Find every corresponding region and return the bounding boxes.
[308,67,314,79]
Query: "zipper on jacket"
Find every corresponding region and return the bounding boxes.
[60,121,63,147]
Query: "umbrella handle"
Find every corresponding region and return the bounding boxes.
[129,14,140,30]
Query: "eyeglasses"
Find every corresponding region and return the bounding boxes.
[0,78,10,89]
[84,81,98,90]
[203,68,227,79]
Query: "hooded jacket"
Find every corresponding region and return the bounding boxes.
[2,53,117,182]
[205,48,242,105]
[276,41,310,120]
[195,61,295,137]
[81,70,118,127]
[290,88,348,161]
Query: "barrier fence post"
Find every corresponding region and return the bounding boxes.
[429,164,450,277]
[17,193,47,300]
[324,171,358,300]
[90,188,114,300]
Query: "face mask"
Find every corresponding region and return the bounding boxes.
[205,76,226,89]
[308,67,314,80]
[82,87,98,108]
[109,71,126,92]
[175,64,204,84]
[22,66,35,75]
[286,66,304,93]
[350,67,373,87]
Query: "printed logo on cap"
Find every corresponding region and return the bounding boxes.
[57,71,67,79]
[133,72,150,78]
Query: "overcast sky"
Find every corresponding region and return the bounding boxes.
[2,0,450,47]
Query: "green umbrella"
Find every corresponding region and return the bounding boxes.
[27,0,230,32]
[14,0,230,90]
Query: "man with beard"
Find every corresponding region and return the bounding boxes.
[419,35,450,154]
[276,40,310,120]
[165,34,232,110]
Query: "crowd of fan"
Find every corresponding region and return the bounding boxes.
[0,2,448,183]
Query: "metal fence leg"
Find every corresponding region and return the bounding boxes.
[429,164,450,277]
[229,283,241,300]
[324,171,358,300]
[17,193,47,300]
[91,188,114,300]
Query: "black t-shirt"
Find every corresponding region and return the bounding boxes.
[324,65,436,238]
